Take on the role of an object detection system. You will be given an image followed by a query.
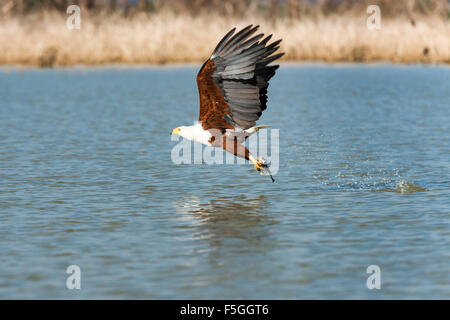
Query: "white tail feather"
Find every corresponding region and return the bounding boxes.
[245,125,271,135]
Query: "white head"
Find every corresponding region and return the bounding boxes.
[171,123,213,146]
[171,126,191,139]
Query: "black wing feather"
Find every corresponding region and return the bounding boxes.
[209,25,284,129]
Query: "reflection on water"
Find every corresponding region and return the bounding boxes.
[175,195,274,246]
[0,65,449,299]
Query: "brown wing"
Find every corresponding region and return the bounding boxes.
[197,59,235,132]
[197,25,284,131]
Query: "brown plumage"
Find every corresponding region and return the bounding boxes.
[197,59,234,132]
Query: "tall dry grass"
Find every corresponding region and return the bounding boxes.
[0,10,449,67]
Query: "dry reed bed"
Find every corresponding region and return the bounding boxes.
[1,12,449,66]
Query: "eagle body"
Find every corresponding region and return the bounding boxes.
[177,123,268,147]
[171,25,283,182]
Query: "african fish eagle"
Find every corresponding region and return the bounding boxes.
[171,25,284,182]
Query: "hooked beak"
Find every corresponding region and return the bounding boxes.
[171,128,180,135]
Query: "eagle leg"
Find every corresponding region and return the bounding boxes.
[217,137,275,182]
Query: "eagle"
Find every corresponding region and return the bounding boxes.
[171,25,283,182]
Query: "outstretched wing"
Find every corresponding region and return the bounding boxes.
[197,25,284,131]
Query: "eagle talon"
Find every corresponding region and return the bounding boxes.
[254,158,267,172]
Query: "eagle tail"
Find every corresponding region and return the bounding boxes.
[244,125,271,135]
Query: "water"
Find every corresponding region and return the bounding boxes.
[0,64,449,299]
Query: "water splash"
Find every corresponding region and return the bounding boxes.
[394,179,428,194]
[328,177,428,193]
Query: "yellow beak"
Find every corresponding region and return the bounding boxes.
[171,128,181,135]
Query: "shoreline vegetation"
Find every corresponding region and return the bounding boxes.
[1,1,449,67]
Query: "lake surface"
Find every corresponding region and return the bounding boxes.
[0,64,449,299]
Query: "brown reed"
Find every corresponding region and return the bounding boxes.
[0,10,448,67]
